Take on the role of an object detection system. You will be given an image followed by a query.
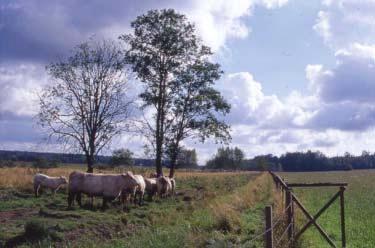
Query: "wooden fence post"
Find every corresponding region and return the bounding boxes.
[286,189,294,245]
[265,205,273,248]
[340,186,346,248]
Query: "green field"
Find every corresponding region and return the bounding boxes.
[280,170,375,248]
[0,168,277,247]
[3,167,372,247]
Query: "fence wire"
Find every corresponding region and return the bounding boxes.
[275,216,294,247]
[246,202,293,245]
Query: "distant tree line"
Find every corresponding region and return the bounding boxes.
[206,148,375,171]
[4,147,375,171]
[205,147,244,170]
[0,149,198,169]
[0,150,148,167]
[0,150,110,164]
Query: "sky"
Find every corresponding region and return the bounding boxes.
[2,0,375,163]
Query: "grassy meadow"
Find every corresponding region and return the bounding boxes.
[280,170,375,248]
[0,165,278,247]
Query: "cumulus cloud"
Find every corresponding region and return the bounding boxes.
[0,0,291,156]
[304,1,375,138]
[298,49,375,144]
[217,72,315,129]
[210,41,375,158]
[0,63,47,116]
[308,55,375,103]
[193,0,375,159]
[0,0,289,62]
[0,63,48,145]
[302,43,375,131]
[5,0,375,162]
[314,0,375,50]
[313,11,332,45]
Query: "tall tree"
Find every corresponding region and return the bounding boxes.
[165,58,231,177]
[122,9,230,176]
[38,40,133,173]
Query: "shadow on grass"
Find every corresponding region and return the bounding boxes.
[39,208,81,219]
[5,220,62,248]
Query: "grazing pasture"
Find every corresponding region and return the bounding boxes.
[280,170,375,248]
[0,166,277,247]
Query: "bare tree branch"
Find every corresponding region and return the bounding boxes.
[38,39,134,172]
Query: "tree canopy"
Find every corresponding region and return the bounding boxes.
[122,9,230,177]
[38,40,133,172]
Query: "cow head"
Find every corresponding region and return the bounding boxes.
[59,176,68,184]
[122,171,138,186]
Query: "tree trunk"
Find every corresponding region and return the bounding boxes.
[169,156,176,178]
[86,154,94,173]
[155,74,166,177]
[155,143,163,177]
[169,165,175,178]
[155,106,163,177]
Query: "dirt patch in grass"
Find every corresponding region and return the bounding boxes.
[38,208,81,219]
[0,208,37,223]
[61,222,139,246]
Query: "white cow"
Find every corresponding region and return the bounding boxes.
[33,173,68,197]
[68,171,139,209]
[156,176,172,198]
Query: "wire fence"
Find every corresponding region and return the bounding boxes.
[245,201,294,247]
[245,171,298,247]
[275,214,294,247]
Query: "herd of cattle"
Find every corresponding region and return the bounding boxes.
[33,171,176,208]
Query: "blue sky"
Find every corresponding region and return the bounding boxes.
[2,0,375,162]
[225,0,335,96]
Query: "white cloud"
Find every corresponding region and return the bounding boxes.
[0,0,292,160]
[314,0,375,50]
[335,43,375,59]
[217,72,315,129]
[1,0,290,61]
[308,50,375,104]
[313,11,331,45]
[203,41,375,160]
[8,0,375,163]
[0,63,48,116]
[186,0,289,51]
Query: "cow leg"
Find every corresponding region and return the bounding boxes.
[120,192,126,205]
[36,184,41,197]
[149,191,154,201]
[133,190,137,205]
[68,192,75,208]
[76,193,82,207]
[124,193,130,206]
[34,184,40,197]
[54,185,61,195]
[139,192,144,205]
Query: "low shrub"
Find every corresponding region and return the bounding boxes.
[24,220,49,241]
